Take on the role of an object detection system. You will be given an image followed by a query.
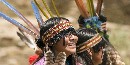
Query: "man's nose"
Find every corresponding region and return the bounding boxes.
[69,35,78,42]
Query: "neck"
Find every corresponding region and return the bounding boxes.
[92,61,99,65]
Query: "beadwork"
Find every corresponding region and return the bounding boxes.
[42,19,73,44]
[77,33,102,53]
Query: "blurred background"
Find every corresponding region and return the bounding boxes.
[0,0,130,65]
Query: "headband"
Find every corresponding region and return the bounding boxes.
[77,33,102,53]
[42,19,74,44]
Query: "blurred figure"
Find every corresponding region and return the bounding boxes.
[76,28,106,65]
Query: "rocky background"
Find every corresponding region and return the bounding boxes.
[0,0,130,65]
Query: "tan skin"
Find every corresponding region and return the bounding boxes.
[91,47,104,65]
[87,47,104,65]
[54,34,78,57]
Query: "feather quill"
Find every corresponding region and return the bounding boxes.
[31,0,44,27]
[0,0,39,35]
[17,28,38,51]
[75,0,89,18]
[0,12,39,39]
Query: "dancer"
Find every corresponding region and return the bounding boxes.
[0,0,78,65]
[75,0,125,65]
[76,28,106,65]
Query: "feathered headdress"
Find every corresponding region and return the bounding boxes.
[0,0,73,64]
[0,0,75,52]
[0,0,40,51]
[75,0,125,65]
[75,0,107,32]
[75,0,107,51]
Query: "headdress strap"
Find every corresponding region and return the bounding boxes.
[77,33,102,53]
[42,20,73,44]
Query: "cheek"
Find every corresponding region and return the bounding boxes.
[64,37,69,44]
[74,36,78,41]
[96,54,102,60]
[92,52,103,62]
[55,39,66,51]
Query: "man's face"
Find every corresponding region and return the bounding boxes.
[55,33,78,55]
[91,47,104,65]
[86,47,104,65]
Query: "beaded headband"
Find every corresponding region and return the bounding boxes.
[42,19,73,44]
[77,33,102,53]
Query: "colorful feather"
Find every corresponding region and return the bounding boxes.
[31,0,44,27]
[44,50,66,65]
[17,28,38,51]
[51,0,60,17]
[96,0,103,15]
[34,0,49,19]
[0,12,39,39]
[75,0,89,18]
[42,0,53,17]
[86,0,95,17]
[0,0,39,35]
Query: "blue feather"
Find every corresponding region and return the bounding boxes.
[1,0,40,35]
[0,12,38,38]
[31,0,43,27]
[0,0,24,19]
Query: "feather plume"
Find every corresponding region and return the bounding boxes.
[0,0,39,35]
[44,50,66,65]
[31,0,44,27]
[0,12,39,39]
[17,28,38,51]
[75,0,89,18]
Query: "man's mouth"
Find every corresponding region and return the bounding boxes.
[67,43,76,48]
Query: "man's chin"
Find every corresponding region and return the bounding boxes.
[70,50,76,54]
[68,49,76,54]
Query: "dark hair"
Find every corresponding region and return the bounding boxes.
[66,55,76,65]
[76,28,97,45]
[78,15,85,28]
[76,28,106,65]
